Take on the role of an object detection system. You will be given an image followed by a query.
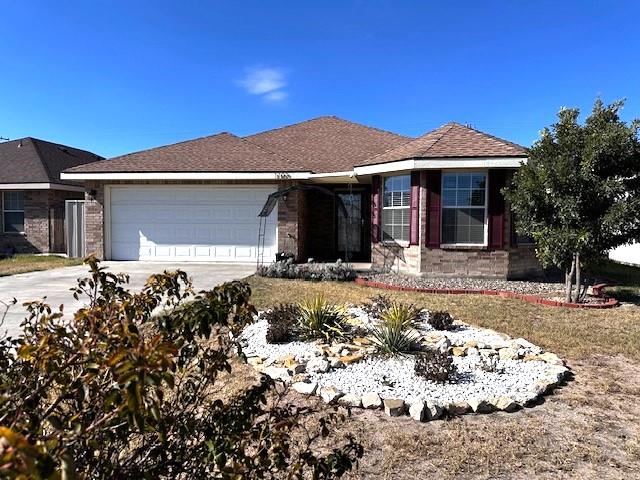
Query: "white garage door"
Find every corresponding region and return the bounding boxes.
[109,185,277,262]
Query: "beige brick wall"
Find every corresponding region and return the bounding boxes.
[84,181,105,259]
[371,243,421,273]
[276,186,308,261]
[507,245,543,279]
[421,248,510,277]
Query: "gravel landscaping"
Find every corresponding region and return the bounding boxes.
[363,273,566,294]
[239,306,569,420]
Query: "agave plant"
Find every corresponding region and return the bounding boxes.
[297,296,347,342]
[370,302,420,355]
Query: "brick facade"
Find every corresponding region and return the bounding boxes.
[0,189,82,254]
[370,170,543,279]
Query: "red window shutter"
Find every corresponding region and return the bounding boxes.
[488,169,507,249]
[371,175,381,243]
[409,171,420,245]
[426,170,441,248]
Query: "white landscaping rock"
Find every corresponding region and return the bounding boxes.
[263,366,291,382]
[409,401,427,421]
[361,392,383,409]
[468,398,493,413]
[320,386,343,404]
[492,396,518,412]
[338,393,362,408]
[242,313,567,419]
[307,357,330,374]
[292,381,317,395]
[384,399,405,417]
[425,401,443,420]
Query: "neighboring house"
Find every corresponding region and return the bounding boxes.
[0,138,103,254]
[609,242,640,266]
[61,116,540,278]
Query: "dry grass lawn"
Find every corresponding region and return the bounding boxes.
[0,254,82,277]
[240,275,640,479]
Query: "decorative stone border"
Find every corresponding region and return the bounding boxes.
[354,277,619,309]
[242,313,572,423]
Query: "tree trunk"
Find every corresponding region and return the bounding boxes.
[565,255,577,303]
[575,252,582,303]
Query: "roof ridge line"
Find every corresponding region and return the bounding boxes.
[245,115,409,141]
[29,138,56,182]
[26,137,104,160]
[418,123,456,156]
[244,116,336,138]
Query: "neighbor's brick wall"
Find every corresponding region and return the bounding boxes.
[0,189,82,254]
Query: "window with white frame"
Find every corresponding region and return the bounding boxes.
[381,174,410,242]
[3,191,25,233]
[441,172,487,245]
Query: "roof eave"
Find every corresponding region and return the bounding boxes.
[60,171,314,181]
[353,156,528,175]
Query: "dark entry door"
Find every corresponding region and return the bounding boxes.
[337,192,364,261]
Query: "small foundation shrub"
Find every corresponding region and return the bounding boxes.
[263,304,300,343]
[427,311,454,331]
[414,348,457,382]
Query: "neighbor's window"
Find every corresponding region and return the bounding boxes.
[3,191,25,233]
[382,174,410,243]
[441,172,487,245]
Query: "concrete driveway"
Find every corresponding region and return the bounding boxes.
[0,262,256,339]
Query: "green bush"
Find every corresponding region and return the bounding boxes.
[0,257,362,479]
[263,303,300,343]
[297,296,348,342]
[370,302,420,355]
[414,348,457,382]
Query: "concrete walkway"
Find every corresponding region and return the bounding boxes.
[0,262,255,339]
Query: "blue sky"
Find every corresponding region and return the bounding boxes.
[1,1,639,158]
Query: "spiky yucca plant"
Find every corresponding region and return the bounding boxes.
[297,296,347,342]
[370,302,420,355]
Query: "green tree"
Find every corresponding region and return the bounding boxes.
[0,257,362,479]
[505,99,640,302]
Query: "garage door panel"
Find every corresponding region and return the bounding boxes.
[110,186,277,262]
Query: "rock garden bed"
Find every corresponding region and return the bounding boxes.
[239,295,570,422]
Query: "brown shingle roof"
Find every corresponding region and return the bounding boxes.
[0,137,103,185]
[362,122,528,165]
[65,132,303,173]
[246,116,411,173]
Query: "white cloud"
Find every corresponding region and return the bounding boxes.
[263,90,288,102]
[238,66,288,102]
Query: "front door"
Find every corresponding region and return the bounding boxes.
[337,192,364,261]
